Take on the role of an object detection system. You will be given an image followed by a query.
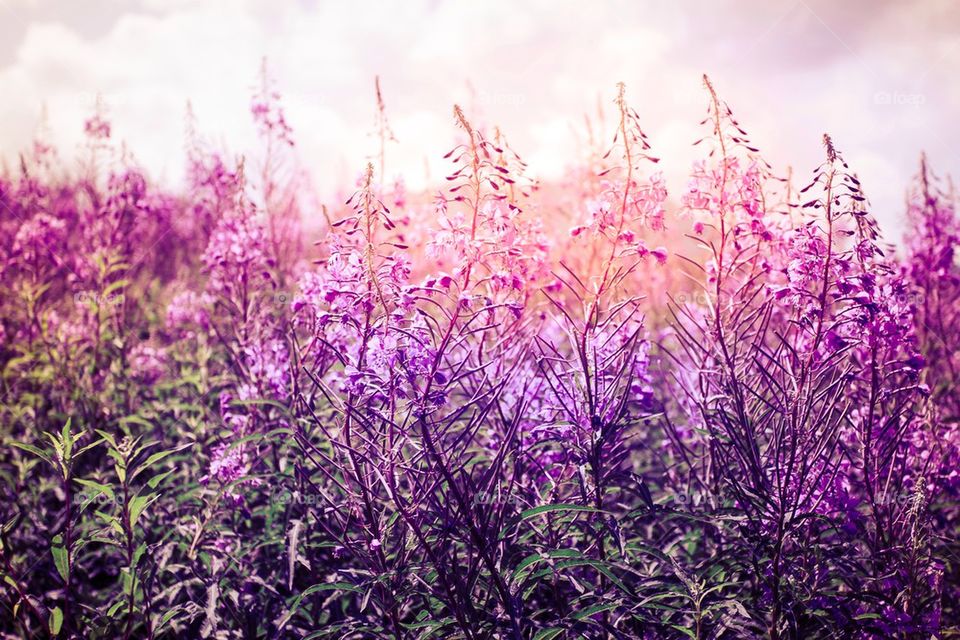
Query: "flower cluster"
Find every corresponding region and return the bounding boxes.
[0,74,957,640]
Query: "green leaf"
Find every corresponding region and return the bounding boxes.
[533,629,563,640]
[146,469,175,490]
[670,624,697,638]
[105,515,124,537]
[525,558,632,595]
[128,493,159,528]
[855,613,882,620]
[157,606,182,630]
[511,553,543,582]
[9,442,52,466]
[500,503,602,539]
[75,479,115,502]
[572,602,618,621]
[95,430,118,448]
[112,457,127,484]
[301,582,362,596]
[103,279,129,296]
[132,543,147,569]
[51,537,69,583]
[130,443,193,483]
[74,437,105,458]
[49,606,63,635]
[512,548,587,583]
[520,504,601,521]
[44,432,67,477]
[118,415,152,431]
[60,419,73,460]
[276,582,362,630]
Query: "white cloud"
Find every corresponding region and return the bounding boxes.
[0,0,957,241]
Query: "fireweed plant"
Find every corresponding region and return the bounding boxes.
[0,71,957,639]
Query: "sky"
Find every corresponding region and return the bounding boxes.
[0,0,958,238]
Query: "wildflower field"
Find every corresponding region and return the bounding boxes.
[0,72,958,639]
